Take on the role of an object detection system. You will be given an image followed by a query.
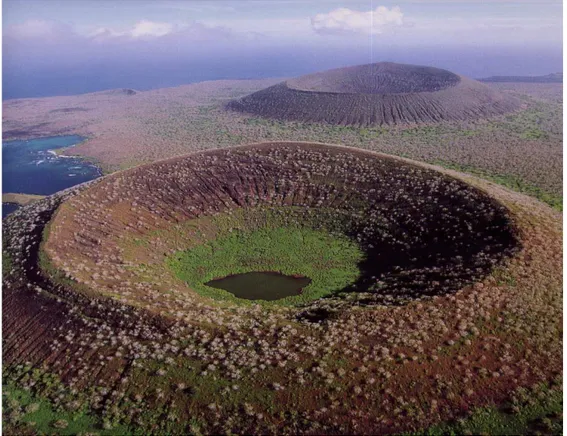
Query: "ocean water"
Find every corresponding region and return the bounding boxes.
[3,46,562,100]
[2,135,101,217]
[2,203,19,217]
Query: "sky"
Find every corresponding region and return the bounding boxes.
[2,0,563,99]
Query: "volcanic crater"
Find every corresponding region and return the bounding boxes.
[42,142,518,309]
[227,62,521,126]
[3,142,562,435]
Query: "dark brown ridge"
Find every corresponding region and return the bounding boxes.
[226,62,521,126]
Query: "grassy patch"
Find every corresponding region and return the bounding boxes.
[3,251,13,277]
[3,382,130,435]
[434,160,562,211]
[416,384,562,435]
[493,104,559,140]
[167,226,364,306]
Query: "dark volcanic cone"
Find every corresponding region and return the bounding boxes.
[226,62,521,126]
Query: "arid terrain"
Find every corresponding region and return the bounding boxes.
[3,78,561,209]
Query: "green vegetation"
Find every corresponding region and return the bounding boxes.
[120,358,279,433]
[3,251,13,277]
[434,160,562,211]
[400,124,478,138]
[3,381,130,435]
[168,226,364,306]
[493,103,560,139]
[417,383,562,436]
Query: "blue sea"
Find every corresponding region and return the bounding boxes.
[3,46,562,100]
[2,135,101,217]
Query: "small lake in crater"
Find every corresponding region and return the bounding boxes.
[205,271,312,301]
[2,135,101,218]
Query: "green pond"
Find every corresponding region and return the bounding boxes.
[205,272,312,301]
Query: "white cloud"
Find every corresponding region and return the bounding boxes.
[131,20,174,38]
[89,20,175,40]
[88,27,122,39]
[7,18,259,47]
[311,6,404,35]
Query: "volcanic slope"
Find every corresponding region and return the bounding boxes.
[3,142,562,434]
[227,62,521,126]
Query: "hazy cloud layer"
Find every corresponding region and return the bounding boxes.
[5,18,240,43]
[6,19,73,40]
[2,1,562,99]
[311,6,404,35]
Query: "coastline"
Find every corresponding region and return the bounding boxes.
[2,135,103,219]
[2,193,46,206]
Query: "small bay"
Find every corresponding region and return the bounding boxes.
[2,135,101,217]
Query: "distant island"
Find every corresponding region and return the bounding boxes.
[479,72,562,83]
